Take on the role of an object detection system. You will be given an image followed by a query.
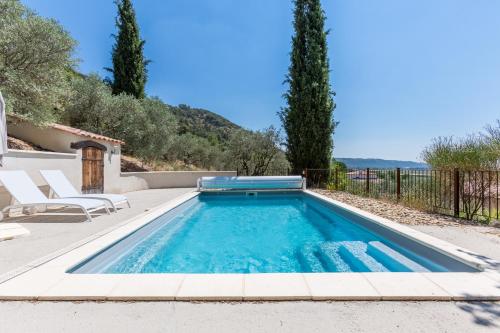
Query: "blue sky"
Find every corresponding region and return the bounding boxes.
[22,0,500,161]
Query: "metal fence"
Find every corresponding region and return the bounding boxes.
[304,168,500,222]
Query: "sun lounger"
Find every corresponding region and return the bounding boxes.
[40,170,130,212]
[0,170,110,222]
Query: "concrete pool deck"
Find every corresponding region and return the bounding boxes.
[0,189,499,302]
[1,300,499,333]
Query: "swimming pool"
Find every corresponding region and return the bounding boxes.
[71,191,477,274]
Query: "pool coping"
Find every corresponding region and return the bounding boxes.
[0,189,499,301]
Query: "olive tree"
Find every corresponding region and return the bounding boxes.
[226,127,289,176]
[65,74,111,134]
[164,134,223,169]
[66,74,177,162]
[138,97,178,161]
[0,0,76,123]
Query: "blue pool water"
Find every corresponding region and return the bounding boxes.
[72,192,476,274]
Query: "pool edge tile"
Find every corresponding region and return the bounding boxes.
[38,274,119,301]
[243,273,311,301]
[0,266,67,301]
[422,272,500,301]
[363,272,452,301]
[305,273,381,301]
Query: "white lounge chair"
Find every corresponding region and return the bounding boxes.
[40,170,130,213]
[0,171,110,222]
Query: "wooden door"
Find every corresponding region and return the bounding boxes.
[82,147,104,194]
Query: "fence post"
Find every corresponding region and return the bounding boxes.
[453,168,460,217]
[366,168,370,195]
[396,168,401,201]
[335,168,339,190]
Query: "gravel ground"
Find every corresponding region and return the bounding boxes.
[314,189,500,231]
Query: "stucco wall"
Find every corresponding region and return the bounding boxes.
[8,121,123,193]
[120,171,237,191]
[0,150,80,208]
[8,122,76,153]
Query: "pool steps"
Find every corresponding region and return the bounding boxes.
[317,243,351,272]
[367,241,430,272]
[338,242,389,272]
[296,244,324,273]
[297,241,429,273]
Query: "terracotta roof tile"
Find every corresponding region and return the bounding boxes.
[51,123,124,145]
[7,114,124,144]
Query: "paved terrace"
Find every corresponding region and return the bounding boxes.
[0,188,499,332]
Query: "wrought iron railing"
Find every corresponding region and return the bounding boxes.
[304,168,499,222]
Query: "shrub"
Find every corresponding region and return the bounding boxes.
[422,135,498,170]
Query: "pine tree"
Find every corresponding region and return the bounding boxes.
[281,0,335,173]
[108,0,148,98]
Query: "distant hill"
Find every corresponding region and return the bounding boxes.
[170,104,243,144]
[335,158,428,169]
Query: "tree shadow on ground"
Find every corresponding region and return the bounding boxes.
[453,248,500,328]
[456,301,500,328]
[457,248,500,269]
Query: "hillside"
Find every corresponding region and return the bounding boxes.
[336,158,428,169]
[170,104,243,144]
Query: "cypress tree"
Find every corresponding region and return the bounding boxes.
[281,0,335,172]
[108,0,148,98]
